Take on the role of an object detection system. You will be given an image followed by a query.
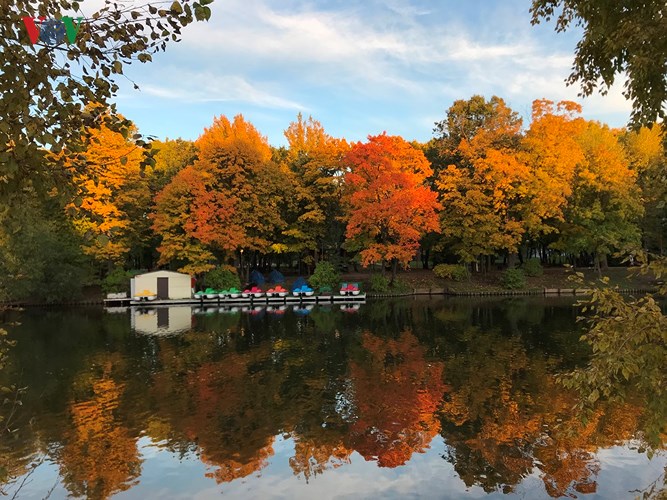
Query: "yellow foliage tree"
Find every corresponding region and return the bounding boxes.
[70,120,149,268]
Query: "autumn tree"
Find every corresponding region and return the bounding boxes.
[282,114,349,269]
[152,115,290,277]
[622,124,666,254]
[521,100,586,240]
[69,119,151,269]
[152,166,216,275]
[0,0,212,204]
[344,133,440,280]
[194,114,289,274]
[553,121,643,273]
[434,96,530,269]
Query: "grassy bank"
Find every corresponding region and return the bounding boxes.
[341,266,659,295]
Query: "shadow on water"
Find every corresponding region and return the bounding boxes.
[0,297,664,499]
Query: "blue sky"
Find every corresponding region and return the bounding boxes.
[112,0,633,146]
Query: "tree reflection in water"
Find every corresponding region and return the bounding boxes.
[0,298,663,498]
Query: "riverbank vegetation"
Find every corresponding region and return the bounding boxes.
[1,98,665,303]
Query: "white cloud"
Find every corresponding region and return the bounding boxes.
[115,0,633,143]
[138,74,307,111]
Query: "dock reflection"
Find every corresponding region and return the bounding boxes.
[127,302,364,335]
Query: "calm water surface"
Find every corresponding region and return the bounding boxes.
[0,297,664,499]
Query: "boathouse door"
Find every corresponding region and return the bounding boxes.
[157,277,169,299]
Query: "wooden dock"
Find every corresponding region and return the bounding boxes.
[105,293,367,308]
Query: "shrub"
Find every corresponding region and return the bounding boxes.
[102,268,135,294]
[309,261,340,290]
[391,277,410,292]
[205,266,241,290]
[433,264,469,282]
[451,265,470,282]
[523,258,543,277]
[501,268,526,289]
[369,274,390,292]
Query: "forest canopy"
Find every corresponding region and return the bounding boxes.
[1,96,665,302]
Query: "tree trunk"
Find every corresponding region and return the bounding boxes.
[391,258,398,284]
[238,250,243,279]
[519,245,527,265]
[598,253,608,271]
[421,248,430,270]
[593,252,602,278]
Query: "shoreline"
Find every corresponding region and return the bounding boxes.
[1,286,659,308]
[367,286,657,298]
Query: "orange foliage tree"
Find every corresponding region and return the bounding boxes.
[195,115,288,255]
[344,133,440,279]
[521,99,587,239]
[152,166,239,275]
[153,115,290,277]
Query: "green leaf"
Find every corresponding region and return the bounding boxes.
[588,389,599,403]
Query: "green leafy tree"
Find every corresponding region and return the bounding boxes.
[530,0,667,127]
[204,266,241,291]
[622,124,666,255]
[0,192,87,303]
[561,273,667,448]
[102,268,140,294]
[0,0,213,202]
[308,261,340,290]
[500,268,526,290]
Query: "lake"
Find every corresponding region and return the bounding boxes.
[0,297,664,499]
